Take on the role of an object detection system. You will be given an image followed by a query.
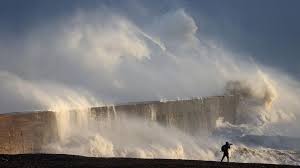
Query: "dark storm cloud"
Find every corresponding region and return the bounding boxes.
[182,0,300,77]
[0,0,104,35]
[0,0,177,35]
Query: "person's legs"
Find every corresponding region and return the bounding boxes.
[226,155,229,162]
[221,153,225,162]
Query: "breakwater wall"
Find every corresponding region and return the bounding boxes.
[91,96,238,135]
[0,111,57,154]
[0,95,239,154]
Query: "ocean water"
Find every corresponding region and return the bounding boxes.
[42,100,300,166]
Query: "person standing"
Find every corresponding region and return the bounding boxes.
[221,142,232,162]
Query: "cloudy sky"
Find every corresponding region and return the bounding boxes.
[0,0,299,112]
[1,0,299,76]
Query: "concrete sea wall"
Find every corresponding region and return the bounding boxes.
[0,111,57,154]
[91,96,239,135]
[0,95,239,154]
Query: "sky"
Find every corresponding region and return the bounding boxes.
[0,0,300,112]
[1,0,299,77]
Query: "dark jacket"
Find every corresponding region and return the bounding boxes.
[221,143,231,154]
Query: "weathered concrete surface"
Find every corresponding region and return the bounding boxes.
[0,112,57,154]
[0,154,298,168]
[0,95,239,154]
[91,96,239,135]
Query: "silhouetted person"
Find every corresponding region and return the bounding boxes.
[221,142,232,162]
